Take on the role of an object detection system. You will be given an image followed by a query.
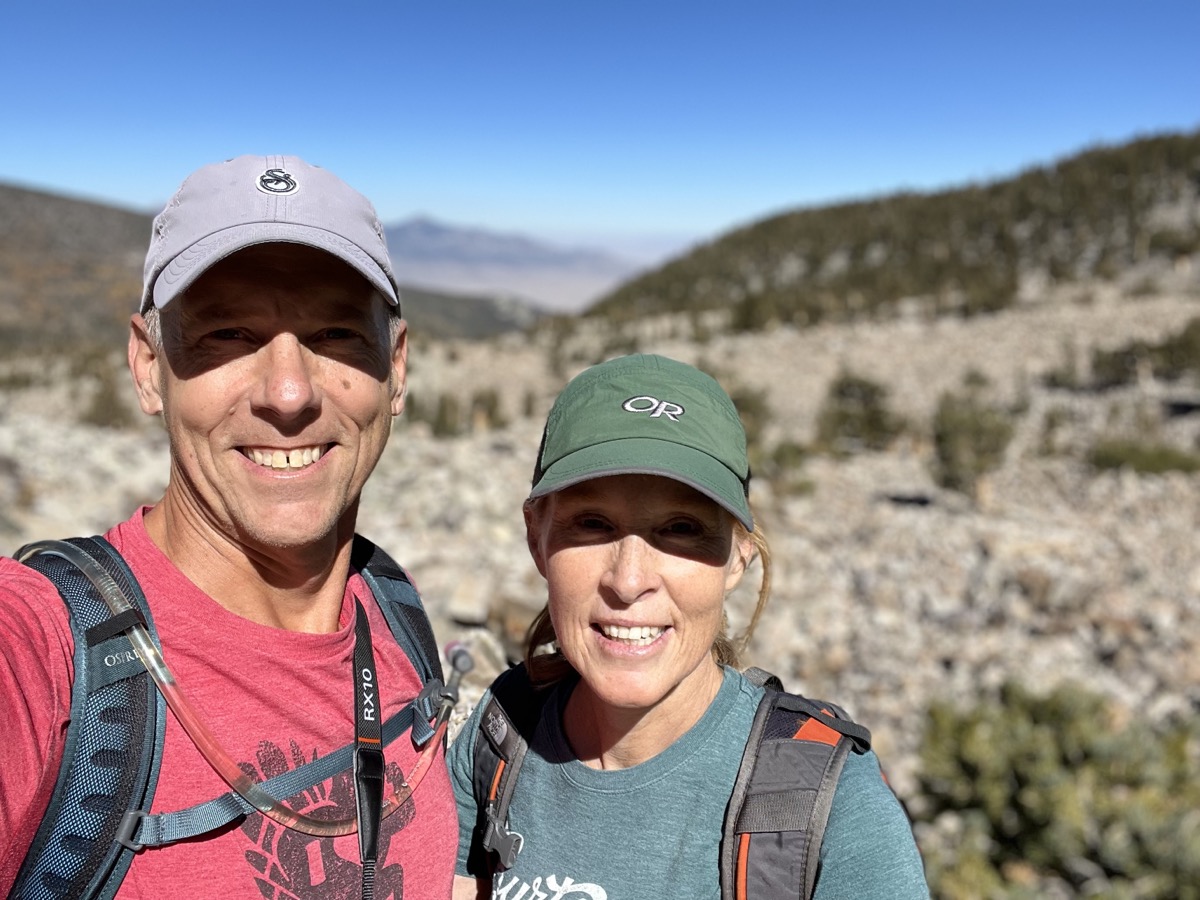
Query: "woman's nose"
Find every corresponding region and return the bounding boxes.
[599,534,661,604]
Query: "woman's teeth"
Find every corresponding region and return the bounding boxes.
[600,624,664,646]
[245,447,323,469]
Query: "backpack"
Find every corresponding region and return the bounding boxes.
[11,534,445,900]
[469,663,872,900]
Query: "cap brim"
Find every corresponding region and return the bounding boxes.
[530,436,753,531]
[148,222,400,311]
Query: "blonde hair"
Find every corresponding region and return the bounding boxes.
[523,506,773,687]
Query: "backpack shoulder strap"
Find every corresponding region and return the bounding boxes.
[720,673,871,900]
[468,662,553,874]
[352,534,445,746]
[104,537,449,853]
[12,537,166,900]
[352,534,442,685]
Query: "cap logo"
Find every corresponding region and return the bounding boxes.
[622,395,684,421]
[256,167,299,195]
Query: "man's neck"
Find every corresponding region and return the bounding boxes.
[142,501,354,633]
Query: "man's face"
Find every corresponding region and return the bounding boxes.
[132,244,406,554]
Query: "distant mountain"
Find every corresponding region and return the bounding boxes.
[0,187,556,353]
[385,217,641,312]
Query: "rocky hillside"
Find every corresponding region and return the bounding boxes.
[3,275,1199,774]
[590,129,1200,328]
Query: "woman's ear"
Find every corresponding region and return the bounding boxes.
[725,529,754,593]
[524,500,548,577]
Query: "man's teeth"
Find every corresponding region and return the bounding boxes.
[600,625,664,645]
[246,447,323,469]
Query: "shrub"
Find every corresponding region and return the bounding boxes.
[762,439,813,495]
[1090,344,1145,390]
[79,359,138,430]
[1148,227,1200,258]
[1150,316,1200,381]
[431,393,464,438]
[915,682,1200,899]
[469,388,507,431]
[1088,439,1200,474]
[815,372,904,454]
[1086,317,1200,390]
[931,387,1014,494]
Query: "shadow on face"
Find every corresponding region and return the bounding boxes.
[159,244,397,383]
[529,475,738,570]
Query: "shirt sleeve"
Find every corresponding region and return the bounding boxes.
[813,749,931,900]
[0,560,75,895]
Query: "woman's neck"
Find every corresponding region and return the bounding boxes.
[562,661,725,770]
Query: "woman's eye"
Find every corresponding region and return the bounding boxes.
[664,520,702,537]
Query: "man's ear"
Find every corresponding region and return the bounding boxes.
[389,320,409,417]
[128,314,164,416]
[524,501,548,577]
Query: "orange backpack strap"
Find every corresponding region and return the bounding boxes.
[720,673,871,900]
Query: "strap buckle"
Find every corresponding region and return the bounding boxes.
[411,679,452,746]
[115,810,147,852]
[416,678,452,716]
[483,818,525,870]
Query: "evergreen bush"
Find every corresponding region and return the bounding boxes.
[931,385,1014,494]
[1088,439,1200,474]
[814,372,904,454]
[915,682,1200,899]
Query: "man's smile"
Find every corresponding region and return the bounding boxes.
[241,445,329,470]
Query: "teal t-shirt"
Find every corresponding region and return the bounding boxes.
[447,666,929,899]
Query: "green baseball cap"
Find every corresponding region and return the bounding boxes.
[530,354,753,530]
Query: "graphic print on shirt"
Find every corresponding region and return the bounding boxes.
[492,871,607,900]
[239,738,416,899]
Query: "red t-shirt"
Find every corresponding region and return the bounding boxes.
[0,510,456,899]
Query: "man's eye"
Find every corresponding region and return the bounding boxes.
[208,328,246,341]
[318,327,361,341]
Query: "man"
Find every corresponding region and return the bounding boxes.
[0,155,457,897]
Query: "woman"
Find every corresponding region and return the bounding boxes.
[448,353,928,899]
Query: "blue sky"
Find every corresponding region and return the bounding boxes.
[2,1,1197,262]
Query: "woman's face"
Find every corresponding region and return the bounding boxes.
[526,474,751,715]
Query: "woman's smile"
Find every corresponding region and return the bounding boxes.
[528,474,750,719]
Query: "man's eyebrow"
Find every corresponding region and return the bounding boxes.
[180,300,244,322]
[181,297,376,323]
[320,299,378,321]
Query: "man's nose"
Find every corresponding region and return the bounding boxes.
[250,333,319,420]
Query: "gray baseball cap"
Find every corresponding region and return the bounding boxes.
[141,154,400,313]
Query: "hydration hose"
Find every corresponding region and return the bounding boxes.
[21,540,475,838]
